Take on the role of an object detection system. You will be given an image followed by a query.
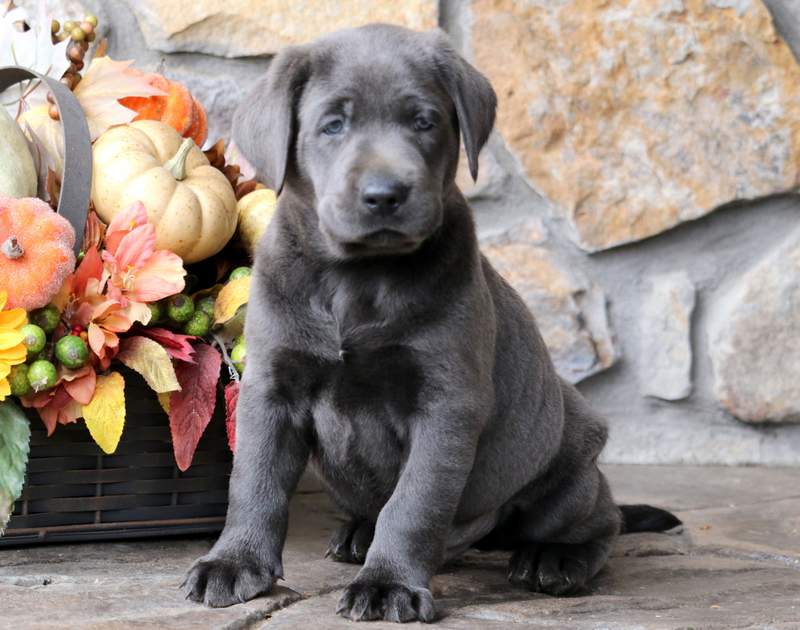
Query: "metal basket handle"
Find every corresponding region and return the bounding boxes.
[0,66,92,256]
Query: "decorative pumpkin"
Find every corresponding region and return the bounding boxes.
[237,188,276,256]
[120,74,208,147]
[0,107,37,199]
[0,196,76,310]
[92,120,238,264]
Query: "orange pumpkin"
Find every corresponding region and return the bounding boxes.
[120,74,208,147]
[0,196,76,310]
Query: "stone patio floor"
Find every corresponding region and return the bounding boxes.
[1,465,798,629]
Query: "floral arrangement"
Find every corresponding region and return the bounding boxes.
[0,1,276,531]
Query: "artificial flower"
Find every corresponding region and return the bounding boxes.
[21,365,95,434]
[0,289,27,400]
[101,202,186,308]
[59,246,132,369]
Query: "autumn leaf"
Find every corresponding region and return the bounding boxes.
[0,399,30,534]
[223,381,239,453]
[157,392,170,415]
[137,327,196,363]
[118,336,180,394]
[83,372,126,454]
[73,56,165,140]
[169,344,221,471]
[214,277,250,325]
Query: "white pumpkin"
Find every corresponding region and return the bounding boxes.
[92,120,237,263]
[0,106,37,199]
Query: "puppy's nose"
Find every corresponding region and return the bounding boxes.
[360,175,410,216]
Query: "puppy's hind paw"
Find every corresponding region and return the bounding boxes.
[326,519,375,564]
[508,543,590,597]
[336,579,436,623]
[182,553,278,608]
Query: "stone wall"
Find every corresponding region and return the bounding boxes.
[30,0,800,464]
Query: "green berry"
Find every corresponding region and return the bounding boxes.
[195,296,215,318]
[229,266,251,281]
[147,301,163,325]
[70,27,85,41]
[30,305,60,334]
[20,324,47,358]
[230,342,246,374]
[51,19,60,34]
[8,364,32,397]
[54,335,89,369]
[63,20,76,32]
[27,360,58,392]
[184,311,211,337]
[166,294,195,323]
[85,14,98,27]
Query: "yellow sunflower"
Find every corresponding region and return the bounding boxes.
[0,290,28,401]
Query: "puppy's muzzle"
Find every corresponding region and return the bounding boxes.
[360,172,411,217]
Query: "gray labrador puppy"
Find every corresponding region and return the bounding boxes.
[183,24,679,623]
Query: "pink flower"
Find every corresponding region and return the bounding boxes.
[102,202,186,310]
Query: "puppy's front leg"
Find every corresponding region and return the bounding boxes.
[183,376,309,607]
[337,407,480,623]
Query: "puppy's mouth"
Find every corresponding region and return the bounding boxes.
[342,229,422,256]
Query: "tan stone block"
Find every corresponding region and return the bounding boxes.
[469,0,800,251]
[481,222,618,382]
[708,226,800,423]
[124,0,438,58]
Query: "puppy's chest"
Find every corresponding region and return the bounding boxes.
[270,344,422,448]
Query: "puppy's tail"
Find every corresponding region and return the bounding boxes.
[619,504,682,534]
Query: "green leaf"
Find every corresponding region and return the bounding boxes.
[0,400,31,534]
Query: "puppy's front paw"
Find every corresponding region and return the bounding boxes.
[182,550,280,607]
[336,578,435,623]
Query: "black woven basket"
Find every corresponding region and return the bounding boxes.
[1,370,231,547]
[0,67,232,546]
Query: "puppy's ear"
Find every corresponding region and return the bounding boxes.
[432,34,497,181]
[233,46,311,194]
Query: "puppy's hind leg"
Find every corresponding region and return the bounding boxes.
[506,467,621,597]
[326,519,375,564]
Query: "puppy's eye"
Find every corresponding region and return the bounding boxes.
[322,119,344,135]
[414,116,434,132]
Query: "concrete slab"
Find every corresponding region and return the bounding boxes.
[1,466,798,629]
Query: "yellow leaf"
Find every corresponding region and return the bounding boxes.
[83,372,126,454]
[117,337,180,394]
[157,392,171,415]
[214,277,251,325]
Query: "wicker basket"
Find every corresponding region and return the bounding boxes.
[0,369,231,547]
[0,67,232,546]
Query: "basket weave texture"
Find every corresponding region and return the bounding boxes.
[1,369,231,547]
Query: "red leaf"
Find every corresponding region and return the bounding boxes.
[137,327,196,362]
[223,381,239,453]
[168,344,221,471]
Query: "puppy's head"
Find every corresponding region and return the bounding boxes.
[234,25,496,259]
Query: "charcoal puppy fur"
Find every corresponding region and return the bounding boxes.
[183,24,680,622]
